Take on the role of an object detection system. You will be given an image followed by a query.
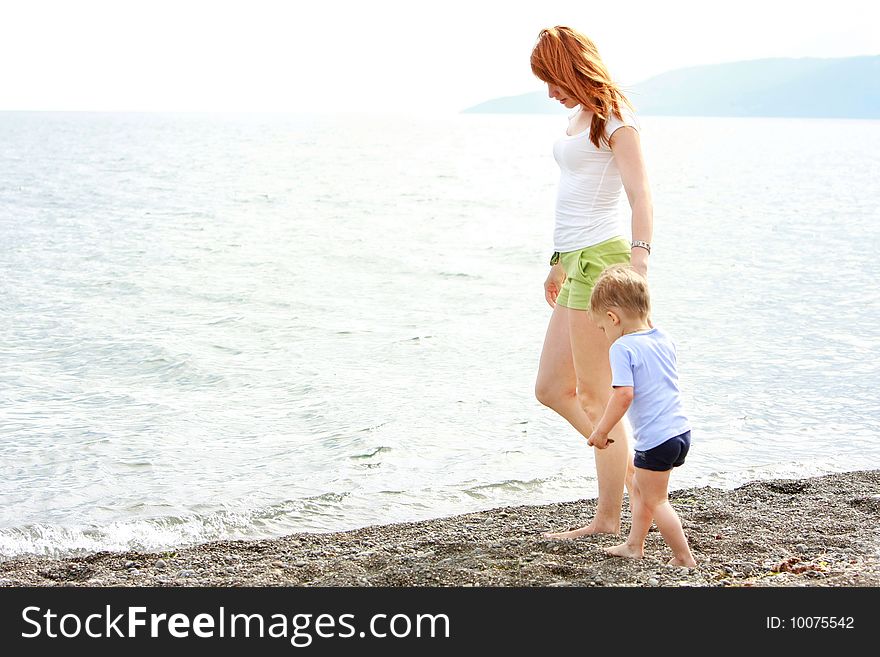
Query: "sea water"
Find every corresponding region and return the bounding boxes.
[1,111,878,558]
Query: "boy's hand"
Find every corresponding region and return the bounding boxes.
[588,430,611,449]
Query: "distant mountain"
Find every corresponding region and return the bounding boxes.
[462,91,569,115]
[463,56,880,119]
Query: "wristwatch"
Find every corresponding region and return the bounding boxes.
[631,240,651,254]
[550,251,560,266]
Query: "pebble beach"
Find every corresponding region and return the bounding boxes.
[1,470,877,588]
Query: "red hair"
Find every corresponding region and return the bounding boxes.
[530,26,633,148]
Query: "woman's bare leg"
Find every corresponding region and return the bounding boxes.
[536,305,633,537]
[605,474,651,558]
[534,304,595,439]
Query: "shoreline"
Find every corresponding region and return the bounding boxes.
[1,470,877,587]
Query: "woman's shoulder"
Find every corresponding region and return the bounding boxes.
[603,103,639,141]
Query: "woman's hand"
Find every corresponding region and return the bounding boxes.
[544,264,566,307]
[630,247,649,278]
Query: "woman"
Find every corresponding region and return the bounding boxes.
[531,26,653,538]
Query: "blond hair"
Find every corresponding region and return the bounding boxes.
[530,26,634,149]
[590,264,651,318]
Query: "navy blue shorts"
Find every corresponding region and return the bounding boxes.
[633,430,691,472]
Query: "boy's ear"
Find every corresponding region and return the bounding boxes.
[606,310,620,325]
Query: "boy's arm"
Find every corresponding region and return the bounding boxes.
[588,386,634,449]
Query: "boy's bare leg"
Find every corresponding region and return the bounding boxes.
[606,468,695,567]
[605,474,651,558]
[653,496,696,567]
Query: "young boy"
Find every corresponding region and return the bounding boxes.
[587,264,696,567]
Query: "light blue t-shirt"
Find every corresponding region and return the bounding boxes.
[609,327,691,452]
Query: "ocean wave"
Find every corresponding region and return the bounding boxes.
[0,494,352,561]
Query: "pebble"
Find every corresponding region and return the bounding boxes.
[179,570,196,578]
[647,577,659,586]
[271,561,284,568]
[155,559,167,569]
[124,561,136,569]
[226,566,236,574]
[127,569,140,576]
[0,578,13,586]
[796,544,808,553]
[294,561,307,567]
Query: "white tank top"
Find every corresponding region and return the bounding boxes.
[552,107,640,252]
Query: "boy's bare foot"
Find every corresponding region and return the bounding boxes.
[603,543,644,559]
[543,521,620,540]
[666,556,697,568]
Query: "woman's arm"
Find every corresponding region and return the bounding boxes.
[610,127,653,278]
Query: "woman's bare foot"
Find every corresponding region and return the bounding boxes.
[604,542,644,559]
[543,521,620,540]
[666,555,697,568]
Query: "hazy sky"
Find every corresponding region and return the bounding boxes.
[2,0,877,112]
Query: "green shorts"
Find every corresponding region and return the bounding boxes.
[551,236,632,311]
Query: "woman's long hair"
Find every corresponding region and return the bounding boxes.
[530,26,633,148]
